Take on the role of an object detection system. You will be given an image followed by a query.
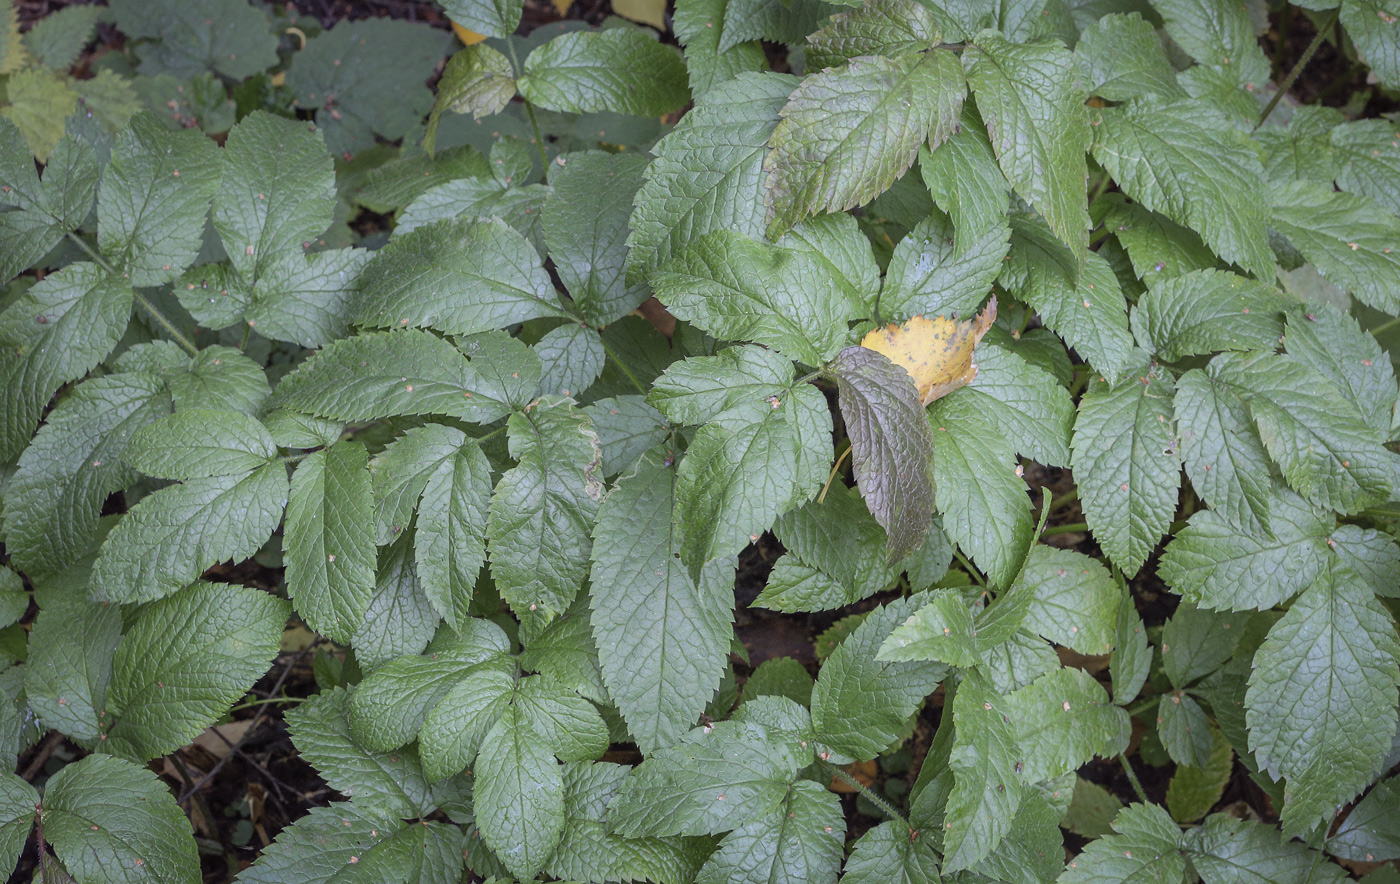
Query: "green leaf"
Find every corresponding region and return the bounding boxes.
[287,686,437,819]
[811,594,946,761]
[1330,525,1400,599]
[590,448,734,753]
[1329,775,1400,862]
[125,408,276,480]
[167,345,270,415]
[518,29,690,116]
[1015,545,1119,655]
[1160,602,1249,688]
[1246,562,1400,834]
[360,148,488,215]
[544,151,650,326]
[1183,814,1337,884]
[351,531,439,670]
[805,0,940,69]
[840,819,942,884]
[397,177,550,252]
[105,582,287,762]
[878,589,980,667]
[1166,726,1232,823]
[673,383,830,581]
[1150,0,1269,86]
[417,659,515,781]
[609,719,810,837]
[25,598,122,742]
[1132,269,1290,361]
[285,442,377,643]
[246,248,371,349]
[474,704,566,882]
[0,68,77,161]
[831,346,936,564]
[1097,195,1218,289]
[1340,0,1400,90]
[4,372,170,577]
[1158,491,1331,611]
[920,107,1012,247]
[109,0,278,80]
[417,439,491,631]
[655,230,852,365]
[1171,367,1282,537]
[348,619,510,751]
[238,806,418,884]
[519,596,608,703]
[1063,777,1124,839]
[213,111,334,284]
[534,323,605,400]
[487,396,604,625]
[1059,802,1185,884]
[284,19,451,156]
[0,123,93,282]
[942,676,1027,871]
[928,402,1034,587]
[965,31,1090,257]
[626,72,794,285]
[354,216,565,334]
[425,45,516,152]
[879,212,1011,324]
[369,423,462,543]
[90,462,288,604]
[1331,119,1400,216]
[764,50,965,238]
[1284,305,1398,439]
[1113,584,1151,705]
[719,0,839,48]
[0,262,133,461]
[779,213,882,317]
[1076,12,1185,102]
[0,774,36,881]
[42,754,199,884]
[755,484,899,613]
[649,344,794,428]
[1071,360,1181,576]
[1007,666,1131,783]
[548,762,713,884]
[1090,98,1273,280]
[1219,352,1391,514]
[439,0,523,39]
[270,330,513,424]
[1157,691,1214,768]
[97,112,221,287]
[673,0,767,97]
[1268,178,1400,315]
[1002,216,1136,383]
[23,4,100,70]
[584,395,671,476]
[695,779,843,884]
[517,675,609,762]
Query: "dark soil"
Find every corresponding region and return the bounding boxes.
[8,1,1398,881]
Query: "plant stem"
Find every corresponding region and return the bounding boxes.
[953,549,985,587]
[599,337,648,395]
[505,39,551,174]
[816,759,914,832]
[1040,521,1088,538]
[1369,315,1400,338]
[1256,7,1341,129]
[1049,487,1078,512]
[66,231,200,357]
[817,443,853,503]
[227,695,305,714]
[1119,753,1149,803]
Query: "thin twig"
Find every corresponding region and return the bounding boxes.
[1256,7,1342,129]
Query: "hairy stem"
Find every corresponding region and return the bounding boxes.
[599,337,648,395]
[1119,753,1149,803]
[505,38,551,173]
[816,758,914,832]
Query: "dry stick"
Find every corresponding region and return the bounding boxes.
[1256,6,1342,130]
[178,647,309,805]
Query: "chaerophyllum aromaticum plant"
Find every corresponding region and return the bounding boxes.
[2,0,1400,879]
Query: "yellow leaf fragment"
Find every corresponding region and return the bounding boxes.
[450,21,488,45]
[860,297,997,405]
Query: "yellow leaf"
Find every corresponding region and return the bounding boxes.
[612,0,668,30]
[450,21,488,45]
[552,0,576,14]
[859,297,998,406]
